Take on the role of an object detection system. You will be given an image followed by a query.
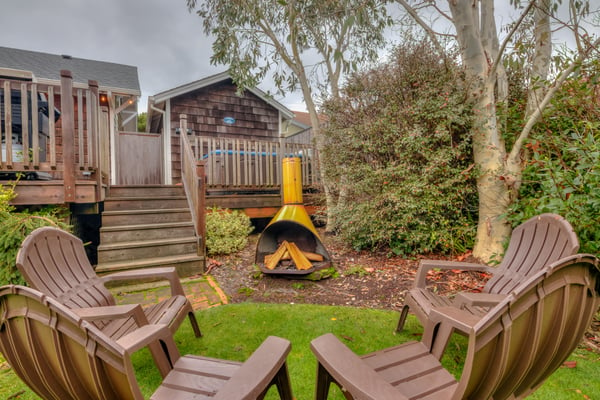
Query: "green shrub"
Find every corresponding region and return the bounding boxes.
[0,182,71,285]
[205,207,253,255]
[321,39,477,255]
[510,73,600,254]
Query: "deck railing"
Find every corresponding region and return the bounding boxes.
[179,115,206,249]
[1,70,103,193]
[190,135,319,189]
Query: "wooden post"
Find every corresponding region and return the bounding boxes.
[20,83,30,167]
[88,80,103,200]
[196,159,206,256]
[3,81,12,167]
[180,113,187,183]
[60,70,76,203]
[30,83,39,166]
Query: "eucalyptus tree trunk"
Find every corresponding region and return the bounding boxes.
[295,67,337,231]
[470,81,513,262]
[525,0,552,121]
[448,0,553,262]
[449,0,512,261]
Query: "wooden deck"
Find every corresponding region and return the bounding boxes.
[1,70,106,206]
[2,179,104,206]
[186,132,322,217]
[2,73,321,219]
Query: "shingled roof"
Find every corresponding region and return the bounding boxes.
[0,46,140,95]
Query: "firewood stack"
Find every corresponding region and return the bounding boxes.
[264,240,324,271]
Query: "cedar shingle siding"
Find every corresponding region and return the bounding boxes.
[169,81,279,140]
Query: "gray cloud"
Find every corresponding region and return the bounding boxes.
[0,0,305,112]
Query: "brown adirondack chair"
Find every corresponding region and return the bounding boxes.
[0,285,293,400]
[397,213,579,332]
[312,253,600,400]
[15,226,201,340]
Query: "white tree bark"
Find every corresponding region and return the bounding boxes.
[526,0,552,119]
[447,0,511,261]
[399,0,595,262]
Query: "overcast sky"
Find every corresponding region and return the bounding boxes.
[2,1,597,115]
[0,0,307,113]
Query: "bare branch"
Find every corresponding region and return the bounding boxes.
[397,0,445,54]
[489,0,536,81]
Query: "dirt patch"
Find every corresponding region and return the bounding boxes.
[208,228,599,352]
[208,229,487,309]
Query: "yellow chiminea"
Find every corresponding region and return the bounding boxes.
[255,157,331,275]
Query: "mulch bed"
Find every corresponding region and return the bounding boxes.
[208,229,600,352]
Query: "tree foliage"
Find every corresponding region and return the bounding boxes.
[509,64,600,254]
[187,0,392,99]
[137,112,147,132]
[0,182,70,285]
[321,40,477,255]
[398,0,599,261]
[187,0,394,231]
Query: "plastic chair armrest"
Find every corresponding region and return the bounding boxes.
[310,333,408,400]
[73,304,149,326]
[117,324,180,378]
[213,336,292,400]
[423,306,482,359]
[453,292,507,308]
[100,267,185,297]
[116,324,174,354]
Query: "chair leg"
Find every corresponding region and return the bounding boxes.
[315,363,333,400]
[428,323,455,360]
[396,305,410,332]
[274,363,294,400]
[189,312,202,338]
[256,363,293,400]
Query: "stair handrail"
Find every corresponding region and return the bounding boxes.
[179,114,206,256]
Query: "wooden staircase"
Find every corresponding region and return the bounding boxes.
[96,185,205,277]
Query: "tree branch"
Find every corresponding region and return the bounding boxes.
[489,0,536,81]
[397,0,445,54]
[508,36,600,164]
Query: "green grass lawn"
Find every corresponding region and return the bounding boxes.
[1,303,598,399]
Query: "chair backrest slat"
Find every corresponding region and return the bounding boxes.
[16,227,116,309]
[484,214,579,294]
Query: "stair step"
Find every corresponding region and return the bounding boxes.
[108,185,185,198]
[100,221,195,242]
[104,196,188,211]
[101,208,192,226]
[98,185,204,277]
[95,254,204,277]
[97,237,199,263]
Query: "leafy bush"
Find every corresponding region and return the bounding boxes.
[321,40,477,255]
[205,207,254,255]
[510,72,600,254]
[0,182,71,285]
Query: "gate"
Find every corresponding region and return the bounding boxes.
[116,131,162,184]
